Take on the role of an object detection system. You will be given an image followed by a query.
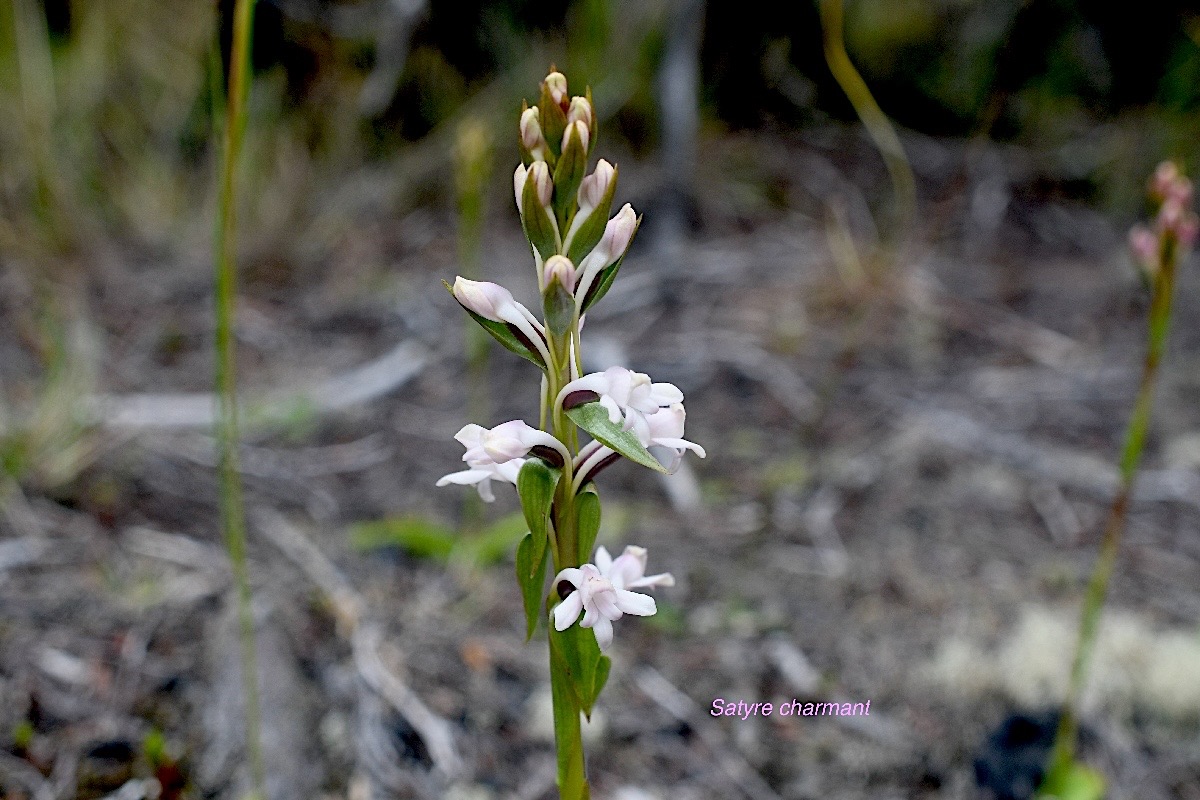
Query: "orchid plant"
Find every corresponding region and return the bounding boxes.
[438,70,705,798]
[1039,162,1196,800]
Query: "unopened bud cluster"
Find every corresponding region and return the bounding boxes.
[1129,161,1198,276]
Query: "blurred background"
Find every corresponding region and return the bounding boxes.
[2,1,1200,798]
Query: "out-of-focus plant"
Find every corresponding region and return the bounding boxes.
[0,300,100,500]
[213,0,266,797]
[1038,162,1197,800]
[438,69,705,799]
[456,119,495,531]
[819,0,915,253]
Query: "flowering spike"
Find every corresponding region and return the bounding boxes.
[442,71,697,792]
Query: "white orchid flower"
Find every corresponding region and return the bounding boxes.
[552,546,671,651]
[437,421,568,501]
[556,366,683,430]
[451,277,552,367]
[637,404,706,473]
[455,420,569,466]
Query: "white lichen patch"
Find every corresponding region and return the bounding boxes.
[923,604,1200,721]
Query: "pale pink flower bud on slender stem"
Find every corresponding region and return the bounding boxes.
[573,204,637,305]
[543,255,577,292]
[578,160,614,213]
[561,119,589,156]
[528,161,553,207]
[513,164,527,212]
[523,106,547,159]
[1129,225,1158,271]
[1151,161,1180,200]
[544,71,568,107]
[451,277,552,367]
[567,96,593,127]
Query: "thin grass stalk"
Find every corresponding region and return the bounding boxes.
[1044,237,1180,787]
[456,121,493,531]
[818,0,916,251]
[213,0,267,797]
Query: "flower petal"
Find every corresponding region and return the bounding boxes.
[436,468,493,486]
[591,617,613,652]
[593,589,623,621]
[614,589,656,616]
[594,546,613,575]
[627,572,675,590]
[553,591,584,631]
[648,382,683,406]
[652,437,706,458]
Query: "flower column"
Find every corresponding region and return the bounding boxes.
[440,71,705,799]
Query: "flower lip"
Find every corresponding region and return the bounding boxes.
[561,389,600,410]
[530,444,566,468]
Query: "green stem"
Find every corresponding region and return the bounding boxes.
[544,318,587,798]
[1045,239,1178,785]
[214,0,266,797]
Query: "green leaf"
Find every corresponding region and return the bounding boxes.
[592,655,611,704]
[444,280,546,371]
[575,486,601,563]
[516,532,548,640]
[550,619,607,716]
[565,403,668,473]
[349,516,455,560]
[1037,760,1106,800]
[517,460,560,578]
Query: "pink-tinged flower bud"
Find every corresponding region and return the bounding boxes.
[599,203,637,262]
[528,160,553,207]
[1152,161,1180,200]
[1129,225,1157,269]
[1168,176,1194,208]
[452,277,515,322]
[543,255,577,291]
[520,107,543,149]
[1178,212,1199,250]
[567,96,594,130]
[578,160,614,212]
[561,119,589,157]
[1159,197,1187,234]
[543,71,568,107]
[513,164,527,212]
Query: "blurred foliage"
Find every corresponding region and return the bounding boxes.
[350,511,528,566]
[3,0,1195,262]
